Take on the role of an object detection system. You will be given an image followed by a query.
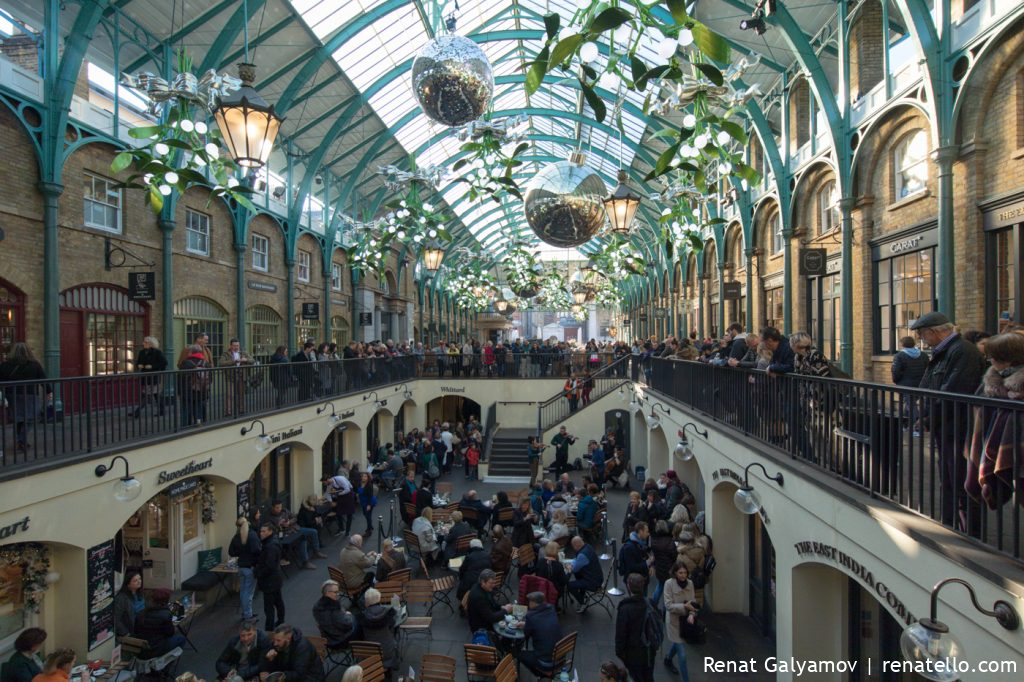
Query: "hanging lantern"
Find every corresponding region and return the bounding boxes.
[571,282,591,305]
[411,34,494,127]
[422,241,445,271]
[213,63,283,169]
[494,299,509,313]
[608,325,618,337]
[604,169,642,235]
[523,152,607,248]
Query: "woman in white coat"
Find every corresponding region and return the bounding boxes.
[411,506,441,564]
[663,560,700,681]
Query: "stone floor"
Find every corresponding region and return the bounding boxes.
[177,466,776,681]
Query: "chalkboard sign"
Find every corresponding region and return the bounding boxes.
[128,272,156,301]
[302,302,320,320]
[197,547,222,571]
[87,539,116,651]
[236,480,252,521]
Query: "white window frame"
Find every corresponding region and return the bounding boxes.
[297,250,311,283]
[83,172,122,233]
[818,181,839,234]
[894,130,928,200]
[771,214,784,255]
[185,208,210,256]
[251,233,269,272]
[331,262,343,291]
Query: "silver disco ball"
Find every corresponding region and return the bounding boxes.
[411,34,494,127]
[523,156,608,248]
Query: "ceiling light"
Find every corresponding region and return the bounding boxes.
[604,169,642,236]
[739,12,768,35]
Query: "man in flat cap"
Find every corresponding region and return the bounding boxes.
[911,311,986,530]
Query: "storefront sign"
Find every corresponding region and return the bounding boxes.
[332,299,348,307]
[157,458,213,485]
[128,272,156,301]
[0,515,29,540]
[167,476,201,498]
[302,302,320,320]
[762,272,785,289]
[341,409,356,419]
[359,312,373,326]
[269,426,303,444]
[722,282,743,299]
[793,541,917,625]
[800,248,827,276]
[86,539,116,651]
[236,480,251,521]
[247,280,278,293]
[871,226,938,260]
[982,195,1024,230]
[826,256,841,274]
[441,386,466,394]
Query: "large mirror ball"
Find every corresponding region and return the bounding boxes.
[412,34,494,127]
[523,160,608,248]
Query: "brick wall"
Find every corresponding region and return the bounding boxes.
[850,0,884,101]
[789,81,811,157]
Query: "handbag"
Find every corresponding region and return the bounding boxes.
[680,614,707,644]
[427,462,440,479]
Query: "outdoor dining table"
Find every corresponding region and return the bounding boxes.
[492,618,526,674]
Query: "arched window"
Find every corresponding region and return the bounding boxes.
[331,315,350,345]
[817,180,839,234]
[246,305,282,360]
[60,284,148,377]
[174,297,227,360]
[295,314,321,346]
[0,279,25,363]
[894,130,928,199]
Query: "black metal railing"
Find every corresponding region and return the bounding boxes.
[0,356,417,475]
[482,401,498,464]
[646,357,1023,560]
[416,351,619,378]
[537,356,630,432]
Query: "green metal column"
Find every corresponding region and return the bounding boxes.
[235,242,247,349]
[839,198,856,371]
[159,219,176,364]
[286,259,296,351]
[838,0,855,373]
[745,248,756,332]
[935,146,957,317]
[782,231,793,336]
[40,182,63,378]
[697,276,705,339]
[323,273,332,343]
[717,257,726,337]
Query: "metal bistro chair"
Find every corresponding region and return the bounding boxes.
[386,567,412,584]
[464,643,501,682]
[494,507,514,527]
[419,558,457,614]
[578,559,616,618]
[400,579,435,654]
[455,533,476,556]
[534,632,578,680]
[374,580,406,606]
[327,566,363,607]
[419,653,457,682]
[118,636,182,680]
[402,529,424,565]
[306,634,352,681]
[515,543,536,577]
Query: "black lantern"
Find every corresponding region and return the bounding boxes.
[213,63,283,169]
[422,241,445,272]
[604,169,642,235]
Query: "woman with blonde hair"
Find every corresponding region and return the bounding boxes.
[133,336,168,418]
[411,507,441,563]
[228,516,261,621]
[340,667,363,682]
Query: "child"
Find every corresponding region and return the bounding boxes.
[465,441,480,481]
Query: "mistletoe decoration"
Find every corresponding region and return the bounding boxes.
[0,543,51,613]
[201,478,217,524]
[451,134,531,204]
[502,241,545,297]
[112,50,255,214]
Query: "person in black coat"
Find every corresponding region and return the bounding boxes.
[0,342,50,453]
[761,327,795,374]
[311,581,357,648]
[510,499,538,551]
[133,589,185,657]
[228,518,262,622]
[133,336,168,418]
[291,341,317,401]
[457,541,492,599]
[215,622,271,681]
[255,523,285,632]
[615,574,658,682]
[519,593,563,676]
[466,570,512,633]
[1,627,46,682]
[445,511,475,559]
[618,523,652,592]
[260,625,322,682]
[891,336,930,387]
[269,345,292,407]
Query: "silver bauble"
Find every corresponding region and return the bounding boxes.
[411,34,494,127]
[523,157,608,248]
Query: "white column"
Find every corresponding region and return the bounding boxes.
[587,303,599,341]
[389,312,400,342]
[405,301,415,342]
[356,287,375,342]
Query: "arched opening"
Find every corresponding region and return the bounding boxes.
[647,424,669,477]
[60,283,149,378]
[174,296,227,361]
[425,395,481,425]
[0,277,26,363]
[294,313,321,347]
[322,423,357,479]
[246,304,282,362]
[725,224,746,327]
[704,242,720,338]
[708,481,755,619]
[331,315,350,345]
[675,449,705,513]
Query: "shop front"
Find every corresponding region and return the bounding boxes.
[762,272,785,330]
[806,254,841,362]
[872,223,938,354]
[981,191,1024,330]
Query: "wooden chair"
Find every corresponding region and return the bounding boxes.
[356,654,387,682]
[400,580,435,654]
[374,580,406,605]
[491,571,512,605]
[387,567,412,584]
[403,502,418,523]
[419,653,456,682]
[494,654,518,682]
[419,558,457,614]
[327,566,362,605]
[432,507,452,523]
[436,481,453,496]
[446,501,461,513]
[402,529,423,564]
[534,632,578,680]
[349,640,384,663]
[494,507,514,526]
[565,515,577,531]
[306,634,352,680]
[455,534,476,555]
[464,643,500,681]
[515,543,536,574]
[119,636,182,678]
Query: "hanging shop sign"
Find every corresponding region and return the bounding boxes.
[359,312,373,326]
[638,312,649,322]
[128,272,156,301]
[236,480,251,521]
[793,540,917,625]
[0,515,29,540]
[86,539,116,651]
[799,248,827,276]
[871,224,938,260]
[167,476,202,498]
[722,282,743,299]
[247,280,278,293]
[302,302,320,320]
[157,458,213,485]
[654,307,669,319]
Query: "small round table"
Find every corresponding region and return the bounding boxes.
[492,619,526,673]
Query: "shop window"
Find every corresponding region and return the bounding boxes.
[808,272,842,362]
[331,263,343,291]
[322,430,344,479]
[250,446,292,511]
[251,233,269,272]
[331,315,350,345]
[380,275,390,295]
[59,284,148,378]
[764,287,784,330]
[876,248,936,353]
[185,209,210,256]
[295,314,321,346]
[246,305,282,361]
[83,172,122,233]
[818,181,839,234]
[181,494,200,543]
[770,214,784,255]
[173,297,227,360]
[297,250,311,283]
[0,544,48,642]
[991,227,1019,329]
[893,130,928,200]
[0,280,25,363]
[748,513,776,640]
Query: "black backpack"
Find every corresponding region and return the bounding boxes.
[640,598,664,650]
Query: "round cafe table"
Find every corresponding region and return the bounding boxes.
[492,619,526,672]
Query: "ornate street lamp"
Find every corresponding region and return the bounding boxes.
[604,169,642,235]
[213,62,284,169]
[422,241,445,272]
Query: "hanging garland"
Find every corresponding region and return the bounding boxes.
[201,478,217,525]
[0,543,51,613]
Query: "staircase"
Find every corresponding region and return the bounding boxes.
[537,357,630,432]
[485,428,535,480]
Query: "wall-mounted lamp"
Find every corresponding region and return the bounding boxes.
[674,423,708,461]
[618,382,635,404]
[901,578,1020,681]
[647,402,670,431]
[316,401,342,425]
[733,462,784,514]
[240,419,272,451]
[95,455,142,502]
[362,391,384,412]
[395,384,413,402]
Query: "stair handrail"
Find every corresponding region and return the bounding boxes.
[536,356,631,432]
[482,422,500,464]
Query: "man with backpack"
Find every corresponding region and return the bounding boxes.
[618,521,653,594]
[615,573,662,682]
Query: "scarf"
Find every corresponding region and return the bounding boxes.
[676,577,690,590]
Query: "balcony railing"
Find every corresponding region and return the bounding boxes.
[537,356,630,432]
[647,358,1023,561]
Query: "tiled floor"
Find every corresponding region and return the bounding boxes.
[177,467,776,680]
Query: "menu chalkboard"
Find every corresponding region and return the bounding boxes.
[87,539,115,650]
[236,480,251,521]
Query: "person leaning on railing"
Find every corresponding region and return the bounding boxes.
[0,342,51,454]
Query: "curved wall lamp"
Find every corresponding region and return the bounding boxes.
[95,455,142,502]
[900,578,1020,682]
[733,462,784,514]
[316,401,342,424]
[362,391,384,412]
[395,384,414,401]
[240,419,272,451]
[647,402,671,431]
[674,422,709,461]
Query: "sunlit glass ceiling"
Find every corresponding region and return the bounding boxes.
[287,0,664,255]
